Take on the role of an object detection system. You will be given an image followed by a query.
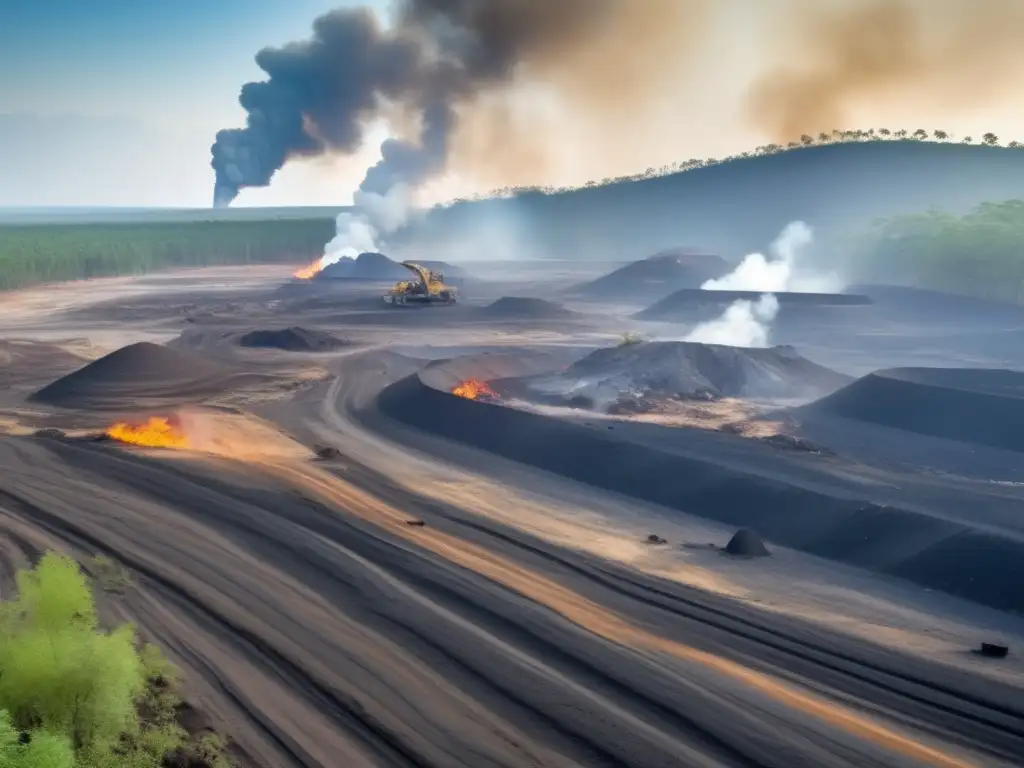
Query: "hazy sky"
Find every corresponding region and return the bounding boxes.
[2,0,1022,209]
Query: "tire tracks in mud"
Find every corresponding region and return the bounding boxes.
[323,455,1024,750]
[0,435,1019,767]
[311,350,1024,757]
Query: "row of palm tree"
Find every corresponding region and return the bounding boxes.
[460,128,1017,203]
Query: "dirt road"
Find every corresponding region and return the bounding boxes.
[2,268,1024,767]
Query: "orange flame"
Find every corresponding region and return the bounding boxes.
[293,259,323,279]
[452,378,497,400]
[105,416,188,449]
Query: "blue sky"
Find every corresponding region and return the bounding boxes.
[1,0,390,121]
[0,0,389,207]
[3,1,1022,209]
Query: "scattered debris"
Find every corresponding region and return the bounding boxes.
[975,642,1009,659]
[314,445,341,460]
[33,428,66,439]
[646,534,668,545]
[91,555,132,594]
[405,519,426,527]
[760,433,831,454]
[724,528,770,558]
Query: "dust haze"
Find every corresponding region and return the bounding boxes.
[748,0,1024,142]
[214,0,1024,201]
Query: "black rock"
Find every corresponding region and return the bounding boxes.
[975,642,1009,659]
[724,528,770,557]
[314,445,341,460]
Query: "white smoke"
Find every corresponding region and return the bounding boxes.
[684,220,826,348]
[701,221,839,293]
[685,294,780,347]
[320,183,413,267]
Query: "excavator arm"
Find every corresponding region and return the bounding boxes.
[401,261,434,291]
[384,261,457,305]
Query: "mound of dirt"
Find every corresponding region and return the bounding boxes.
[316,252,405,280]
[378,371,1024,612]
[316,252,461,281]
[380,372,1024,614]
[636,289,872,321]
[525,341,849,408]
[803,367,1024,452]
[237,327,350,352]
[29,342,246,410]
[478,297,575,319]
[724,528,770,557]
[570,251,729,302]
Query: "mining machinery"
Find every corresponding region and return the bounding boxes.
[383,261,458,306]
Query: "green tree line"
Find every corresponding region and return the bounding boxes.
[0,218,334,291]
[474,127,1018,201]
[855,200,1024,303]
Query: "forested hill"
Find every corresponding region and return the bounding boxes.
[852,200,1024,304]
[399,140,1024,263]
[3,136,1024,293]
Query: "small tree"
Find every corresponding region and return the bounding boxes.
[0,553,145,751]
[982,132,999,146]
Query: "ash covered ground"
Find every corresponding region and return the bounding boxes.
[3,254,1024,767]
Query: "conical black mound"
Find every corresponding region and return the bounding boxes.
[480,297,575,319]
[238,327,349,352]
[724,528,770,557]
[30,342,240,410]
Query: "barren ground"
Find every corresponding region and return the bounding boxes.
[1,264,1023,767]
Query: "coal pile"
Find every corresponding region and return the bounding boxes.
[238,327,350,352]
[316,252,461,281]
[380,360,1024,612]
[803,367,1024,452]
[636,289,872,321]
[527,341,849,408]
[478,297,576,320]
[724,528,770,557]
[317,252,406,280]
[29,342,243,410]
[569,250,729,302]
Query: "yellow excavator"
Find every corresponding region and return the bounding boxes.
[383,261,458,306]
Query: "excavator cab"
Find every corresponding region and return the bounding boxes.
[383,261,458,306]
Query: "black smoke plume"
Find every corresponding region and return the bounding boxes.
[211,1,622,207]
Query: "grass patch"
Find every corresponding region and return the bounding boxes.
[0,552,231,767]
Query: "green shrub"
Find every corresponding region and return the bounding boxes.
[0,553,144,751]
[0,553,229,767]
[0,710,75,767]
[618,331,644,346]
